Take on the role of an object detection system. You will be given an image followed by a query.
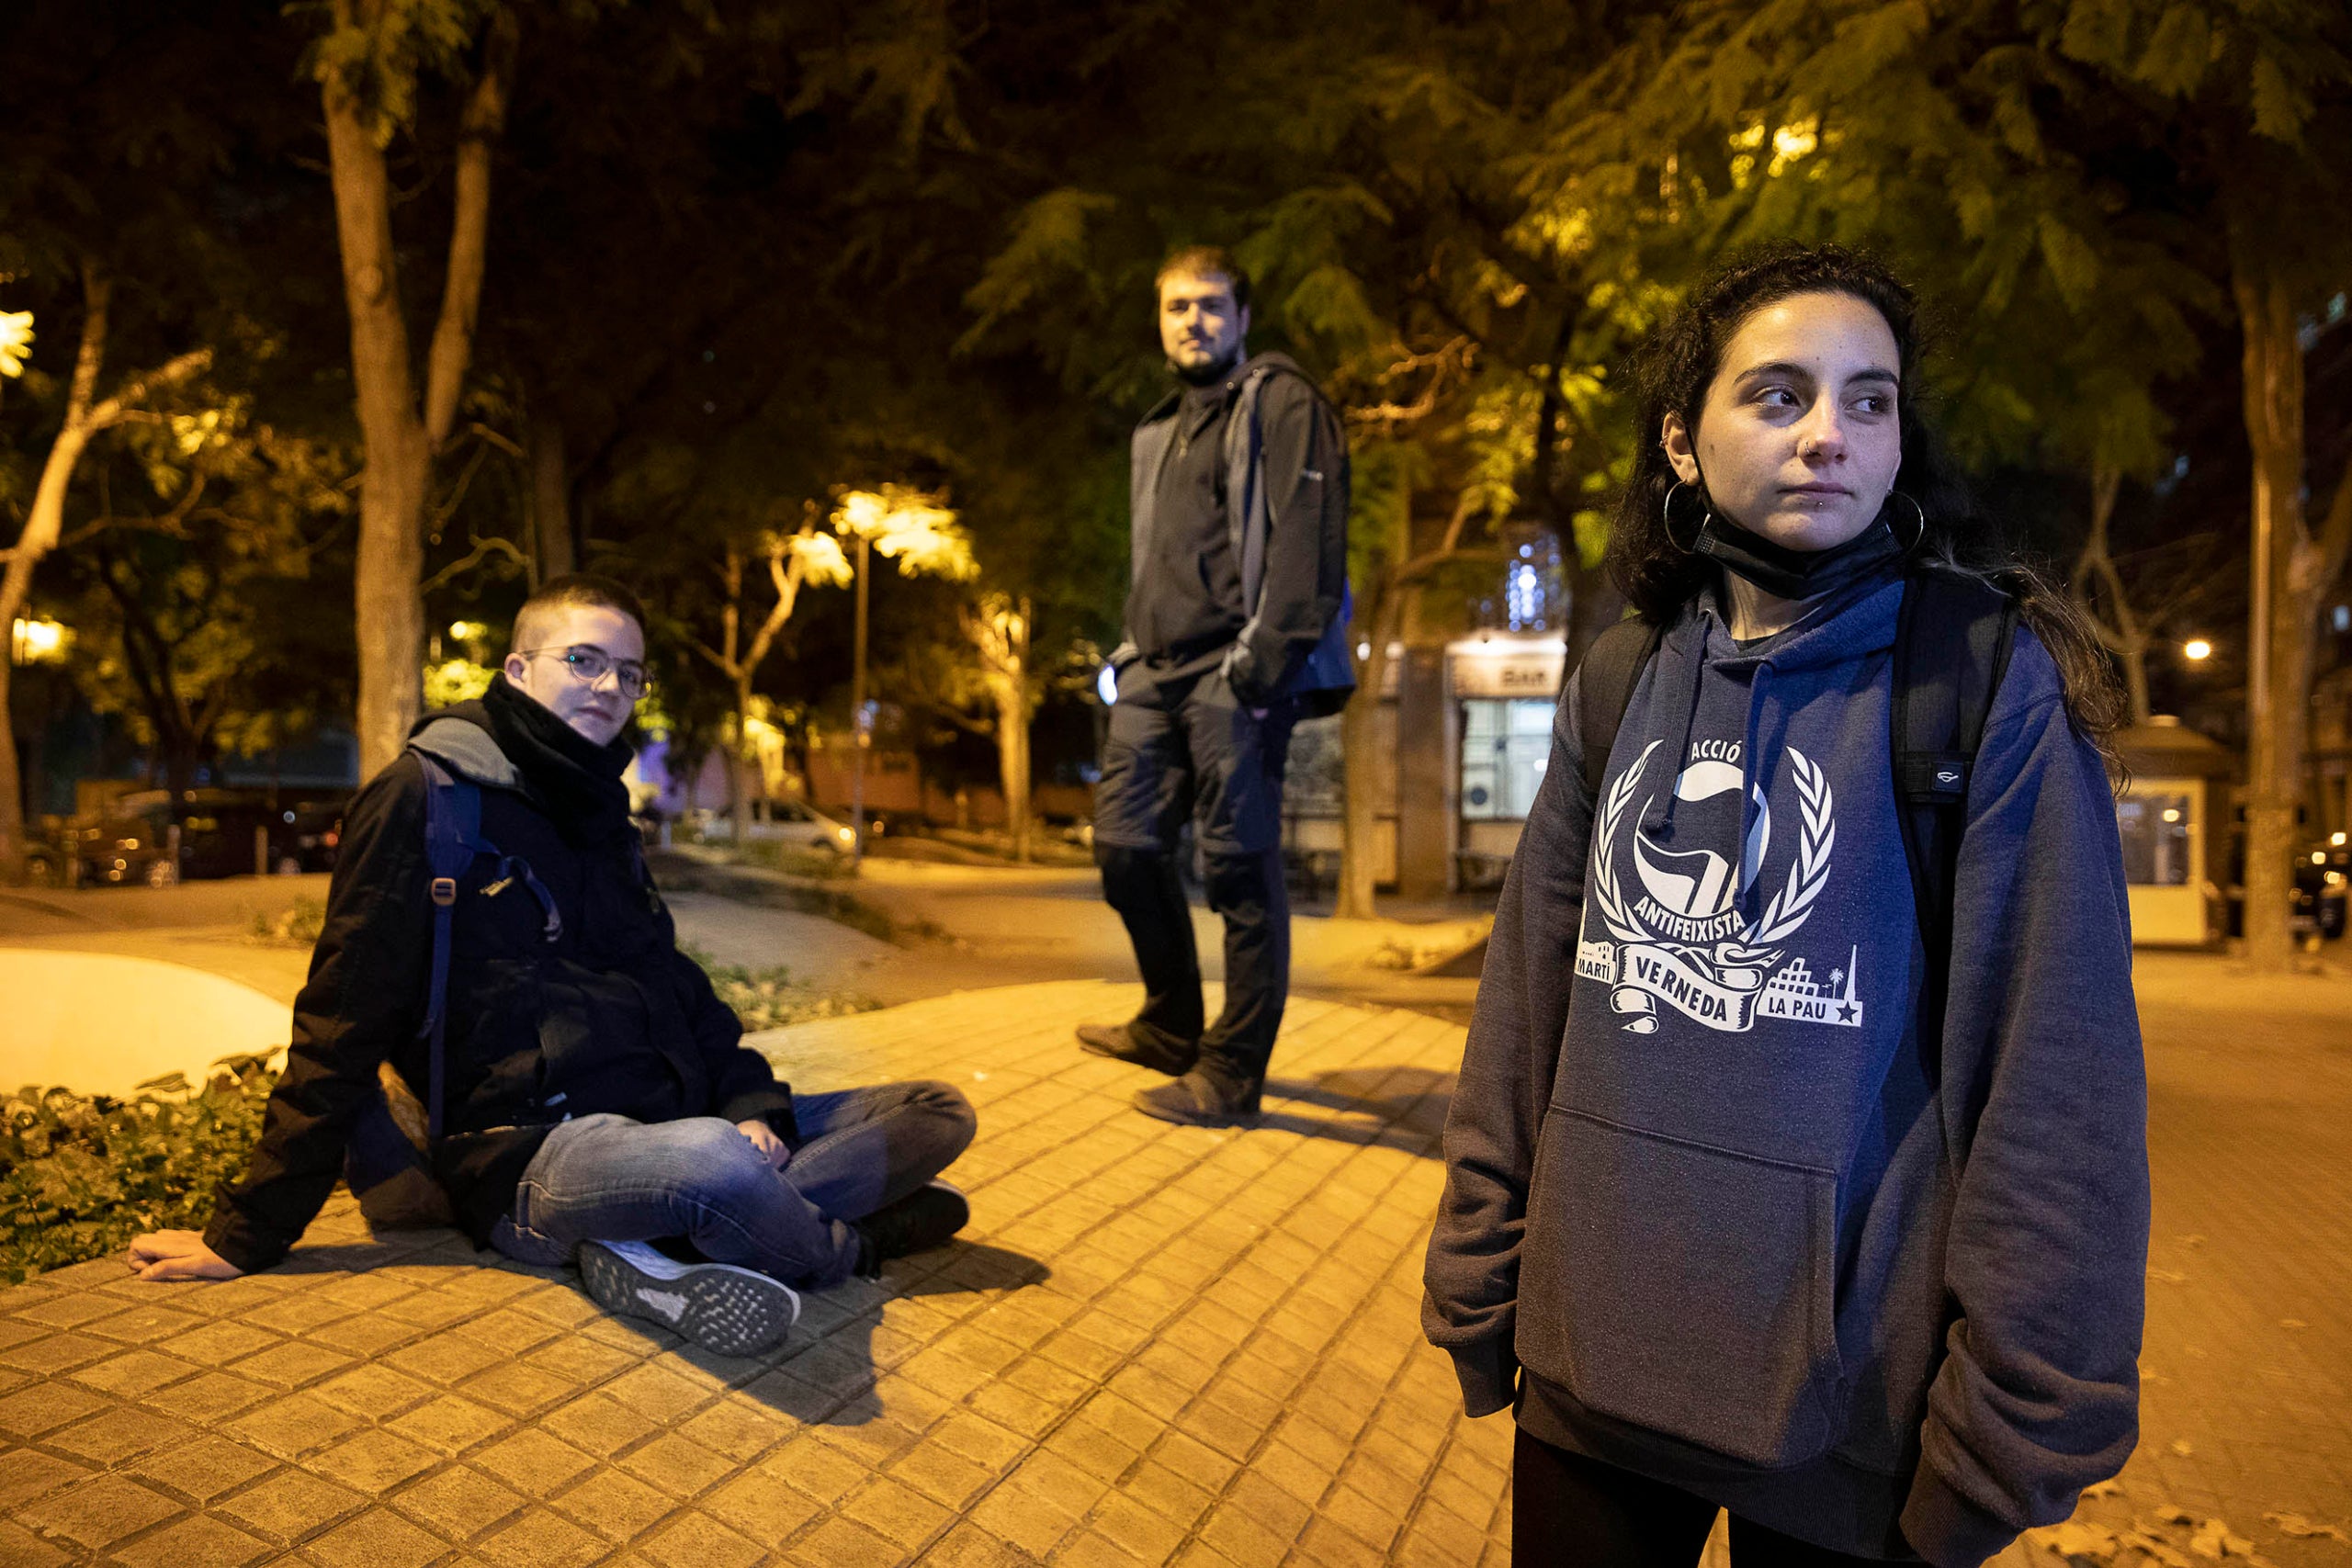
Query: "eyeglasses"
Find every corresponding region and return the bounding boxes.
[516,646,653,700]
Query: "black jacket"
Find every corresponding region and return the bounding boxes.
[1114,353,1353,713]
[204,679,794,1272]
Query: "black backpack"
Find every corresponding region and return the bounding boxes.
[1574,569,2018,1062]
[340,751,562,1230]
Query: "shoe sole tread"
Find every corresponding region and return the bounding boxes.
[579,1243,800,1357]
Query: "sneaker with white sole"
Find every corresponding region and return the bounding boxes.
[577,1239,801,1356]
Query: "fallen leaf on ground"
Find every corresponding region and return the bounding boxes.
[2279,1319,2307,1330]
[2171,1439,2196,1456]
[2125,1529,2197,1568]
[2031,1521,2122,1564]
[2085,1482,2128,1500]
[2147,1267,2190,1283]
[2188,1520,2237,1559]
[2265,1514,2352,1545]
[2158,1509,2196,1526]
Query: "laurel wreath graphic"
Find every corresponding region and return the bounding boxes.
[1589,740,1658,943]
[1720,746,1833,966]
[1589,740,1835,968]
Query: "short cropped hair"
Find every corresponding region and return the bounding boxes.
[511,573,649,653]
[1155,245,1251,312]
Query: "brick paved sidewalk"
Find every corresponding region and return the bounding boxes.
[0,982,1513,1568]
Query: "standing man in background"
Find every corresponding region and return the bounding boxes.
[1082,246,1354,1128]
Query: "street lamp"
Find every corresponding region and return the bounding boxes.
[10,617,69,665]
[828,486,978,860]
[2182,638,2212,661]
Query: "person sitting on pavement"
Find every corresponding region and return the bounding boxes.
[127,574,977,1357]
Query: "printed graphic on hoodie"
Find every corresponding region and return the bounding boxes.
[1575,738,1864,1033]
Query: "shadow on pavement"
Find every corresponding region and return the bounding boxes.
[268,1227,1050,1432]
[1256,1064,1455,1153]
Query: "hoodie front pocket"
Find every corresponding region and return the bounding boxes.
[1521,1108,1844,1469]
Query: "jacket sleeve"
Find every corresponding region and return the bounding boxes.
[203,758,435,1273]
[647,886,798,1136]
[1226,374,1347,702]
[1421,672,1593,1416]
[1900,632,2149,1567]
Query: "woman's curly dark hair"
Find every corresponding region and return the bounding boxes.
[1604,242,2126,770]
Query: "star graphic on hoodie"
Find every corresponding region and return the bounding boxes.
[1838,1000,1859,1023]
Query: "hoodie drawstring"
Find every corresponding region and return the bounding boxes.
[1639,627,1709,840]
[1737,661,1776,925]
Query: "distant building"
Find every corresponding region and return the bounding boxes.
[1283,525,1571,897]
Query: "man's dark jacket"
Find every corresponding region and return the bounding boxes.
[1113,351,1353,716]
[203,676,794,1273]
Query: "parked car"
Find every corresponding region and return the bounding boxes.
[166,789,350,878]
[686,797,861,856]
[2222,838,2348,941]
[2298,840,2349,940]
[24,800,178,887]
[25,788,349,886]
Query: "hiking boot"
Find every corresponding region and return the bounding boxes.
[851,1181,970,1278]
[577,1238,801,1356]
[1134,1066,1262,1128]
[1076,1021,1199,1076]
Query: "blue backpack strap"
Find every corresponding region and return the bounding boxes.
[413,753,482,1140]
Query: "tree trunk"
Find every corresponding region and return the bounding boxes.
[997,681,1032,863]
[0,275,107,877]
[322,0,514,784]
[529,411,572,583]
[1336,580,1394,920]
[2070,461,2154,726]
[731,671,754,847]
[0,269,209,878]
[2120,638,2152,729]
[2232,231,2305,972]
[0,434,98,880]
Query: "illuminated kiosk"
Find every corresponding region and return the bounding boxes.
[2111,717,2235,948]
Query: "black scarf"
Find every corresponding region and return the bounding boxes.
[481,673,634,846]
[1693,511,1906,602]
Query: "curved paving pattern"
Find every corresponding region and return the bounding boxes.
[1,982,1511,1567]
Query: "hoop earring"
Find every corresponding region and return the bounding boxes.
[1886,491,1927,551]
[1662,480,1709,554]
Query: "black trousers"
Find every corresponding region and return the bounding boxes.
[1513,1428,1898,1568]
[1092,657,1297,1079]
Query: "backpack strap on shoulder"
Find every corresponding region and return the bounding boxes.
[1577,618,1666,802]
[1225,360,1277,610]
[1892,568,2018,1069]
[413,752,483,1140]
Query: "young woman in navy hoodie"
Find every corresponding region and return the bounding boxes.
[1423,245,2148,1566]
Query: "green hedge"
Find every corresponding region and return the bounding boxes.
[678,946,879,1032]
[1,1056,279,1286]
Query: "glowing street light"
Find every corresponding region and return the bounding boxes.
[829,486,978,859]
[10,617,69,665]
[0,310,32,378]
[2182,638,2213,661]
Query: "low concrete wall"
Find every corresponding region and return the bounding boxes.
[1,949,288,1098]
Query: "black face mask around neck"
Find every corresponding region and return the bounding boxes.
[1690,508,1906,602]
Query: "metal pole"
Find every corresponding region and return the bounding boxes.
[850,531,869,863]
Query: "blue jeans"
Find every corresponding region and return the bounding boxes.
[488,1081,977,1289]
